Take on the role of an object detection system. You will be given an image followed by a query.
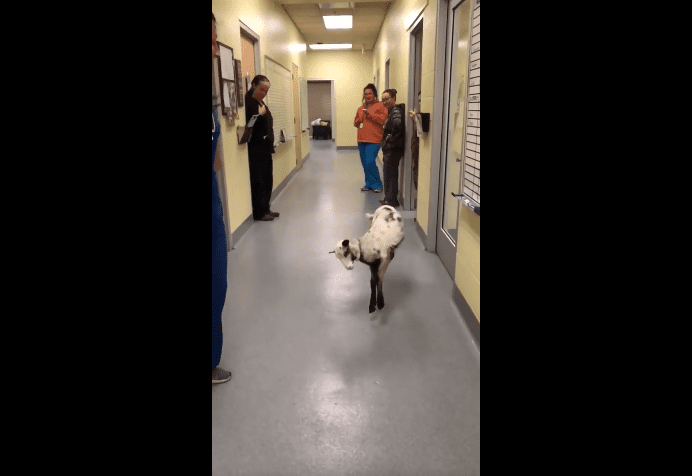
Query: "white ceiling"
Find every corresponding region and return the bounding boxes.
[280,1,393,51]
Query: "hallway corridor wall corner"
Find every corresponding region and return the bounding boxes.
[212,0,310,234]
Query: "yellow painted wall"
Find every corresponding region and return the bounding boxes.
[372,0,480,323]
[304,51,375,149]
[212,0,310,233]
[372,0,437,234]
[455,207,480,321]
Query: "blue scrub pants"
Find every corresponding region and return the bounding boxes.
[212,171,227,370]
[358,142,383,191]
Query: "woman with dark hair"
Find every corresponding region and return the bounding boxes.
[354,84,387,193]
[245,75,280,221]
[380,89,406,208]
[212,12,231,385]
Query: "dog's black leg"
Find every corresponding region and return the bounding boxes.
[369,265,378,313]
[377,260,390,310]
[377,280,385,310]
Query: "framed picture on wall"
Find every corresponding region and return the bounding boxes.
[221,81,231,118]
[235,60,244,107]
[221,80,238,121]
[228,81,238,118]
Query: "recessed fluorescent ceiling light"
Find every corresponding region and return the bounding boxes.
[323,15,353,29]
[309,44,352,50]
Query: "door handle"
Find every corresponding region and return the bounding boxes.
[451,193,481,217]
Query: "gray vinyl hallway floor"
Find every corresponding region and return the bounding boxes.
[212,139,480,476]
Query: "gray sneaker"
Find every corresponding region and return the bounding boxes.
[212,368,232,384]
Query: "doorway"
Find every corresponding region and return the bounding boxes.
[385,59,390,90]
[437,0,473,278]
[306,80,336,143]
[292,63,303,168]
[404,20,424,212]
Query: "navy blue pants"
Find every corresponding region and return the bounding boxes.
[212,171,227,370]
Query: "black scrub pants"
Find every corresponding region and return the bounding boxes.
[383,152,403,206]
[248,146,274,219]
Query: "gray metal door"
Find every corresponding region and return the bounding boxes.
[437,0,473,277]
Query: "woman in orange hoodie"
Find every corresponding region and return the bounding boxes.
[354,84,388,193]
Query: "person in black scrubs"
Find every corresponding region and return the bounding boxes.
[245,75,280,221]
[379,89,406,208]
[212,12,231,385]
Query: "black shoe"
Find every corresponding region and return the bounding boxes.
[361,187,373,192]
[255,214,275,221]
[268,210,281,218]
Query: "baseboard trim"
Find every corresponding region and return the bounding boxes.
[231,214,253,250]
[272,168,297,203]
[233,154,311,249]
[415,220,428,250]
[453,284,480,349]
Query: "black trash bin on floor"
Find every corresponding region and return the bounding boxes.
[312,121,332,140]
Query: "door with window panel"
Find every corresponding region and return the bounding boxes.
[437,0,473,278]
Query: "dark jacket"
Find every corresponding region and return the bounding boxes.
[381,104,406,156]
[245,90,275,153]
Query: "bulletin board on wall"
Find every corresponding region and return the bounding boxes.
[264,56,294,146]
[217,42,239,122]
[463,1,480,210]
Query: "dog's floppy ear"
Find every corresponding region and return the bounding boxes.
[349,241,361,260]
[342,240,350,248]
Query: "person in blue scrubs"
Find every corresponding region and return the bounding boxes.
[212,13,231,385]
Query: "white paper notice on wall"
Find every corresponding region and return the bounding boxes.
[220,45,235,81]
[415,114,424,138]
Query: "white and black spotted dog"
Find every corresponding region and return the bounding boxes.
[330,206,405,313]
